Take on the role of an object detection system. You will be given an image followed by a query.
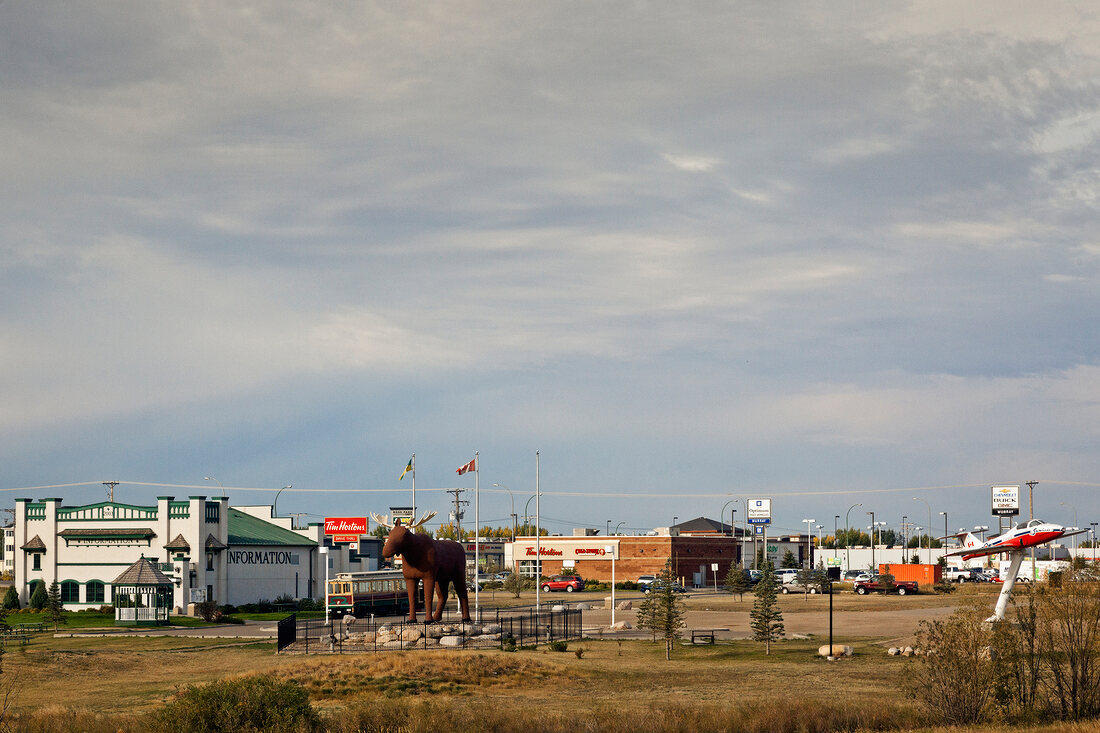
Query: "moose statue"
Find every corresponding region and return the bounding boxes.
[370,511,472,623]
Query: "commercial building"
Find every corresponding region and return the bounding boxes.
[12,495,380,612]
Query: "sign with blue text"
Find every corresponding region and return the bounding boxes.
[748,498,772,525]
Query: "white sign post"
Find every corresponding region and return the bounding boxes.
[711,562,719,592]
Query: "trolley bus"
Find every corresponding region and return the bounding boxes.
[326,570,423,619]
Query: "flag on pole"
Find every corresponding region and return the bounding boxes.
[399,457,413,481]
[456,457,476,475]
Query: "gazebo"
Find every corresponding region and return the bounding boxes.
[111,556,173,627]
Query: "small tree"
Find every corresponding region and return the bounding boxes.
[636,583,658,642]
[810,561,830,594]
[45,580,66,631]
[780,550,799,569]
[29,581,47,610]
[724,564,750,601]
[751,559,784,654]
[909,606,998,725]
[1,586,17,611]
[794,566,815,598]
[651,558,686,660]
[502,571,524,598]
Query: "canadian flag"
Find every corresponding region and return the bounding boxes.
[456,457,477,475]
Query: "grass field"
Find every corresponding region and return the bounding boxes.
[1,585,1092,732]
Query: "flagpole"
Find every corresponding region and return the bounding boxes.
[474,450,480,620]
[535,449,541,618]
[411,453,416,521]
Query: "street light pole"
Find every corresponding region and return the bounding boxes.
[833,515,840,559]
[615,521,626,536]
[940,511,948,553]
[493,484,515,542]
[274,485,292,517]
[914,497,932,564]
[802,519,816,569]
[1061,502,1078,557]
[319,546,330,626]
[867,511,876,573]
[204,476,224,498]
[845,503,862,571]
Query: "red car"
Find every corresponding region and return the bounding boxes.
[541,575,584,593]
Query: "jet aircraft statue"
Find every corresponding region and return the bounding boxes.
[943,518,1088,622]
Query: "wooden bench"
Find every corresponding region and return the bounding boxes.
[11,622,46,634]
[691,629,716,645]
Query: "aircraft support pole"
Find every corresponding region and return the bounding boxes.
[988,551,1025,623]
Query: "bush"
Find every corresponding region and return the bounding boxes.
[547,641,569,652]
[2,585,19,610]
[195,600,220,622]
[147,676,320,733]
[29,582,47,610]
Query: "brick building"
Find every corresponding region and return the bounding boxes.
[506,534,745,588]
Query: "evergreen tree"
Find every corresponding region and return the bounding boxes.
[636,585,658,642]
[781,549,799,568]
[724,563,750,601]
[29,581,47,610]
[651,558,686,660]
[45,580,66,631]
[2,585,18,611]
[751,560,785,654]
[810,561,830,594]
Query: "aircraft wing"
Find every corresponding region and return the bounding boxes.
[943,545,1004,558]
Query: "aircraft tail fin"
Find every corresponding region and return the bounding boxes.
[961,532,983,552]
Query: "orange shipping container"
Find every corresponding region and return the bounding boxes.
[879,563,941,585]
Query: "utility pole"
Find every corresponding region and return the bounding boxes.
[103,481,119,503]
[446,488,468,538]
[1027,480,1038,581]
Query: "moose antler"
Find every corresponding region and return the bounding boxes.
[370,512,393,530]
[409,511,437,529]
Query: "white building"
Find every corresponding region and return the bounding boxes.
[13,495,381,612]
[3,525,14,577]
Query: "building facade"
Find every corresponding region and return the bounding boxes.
[12,496,380,612]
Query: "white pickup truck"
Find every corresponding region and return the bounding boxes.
[944,566,980,582]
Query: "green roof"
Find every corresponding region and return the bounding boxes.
[227,508,317,547]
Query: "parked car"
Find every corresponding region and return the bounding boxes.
[780,576,821,594]
[775,568,800,583]
[637,574,657,590]
[842,570,871,582]
[944,566,981,583]
[747,569,762,584]
[643,579,686,595]
[541,575,584,593]
[854,575,918,595]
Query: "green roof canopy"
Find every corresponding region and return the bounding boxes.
[227,508,317,547]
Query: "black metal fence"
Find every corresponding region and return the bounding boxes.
[279,606,581,654]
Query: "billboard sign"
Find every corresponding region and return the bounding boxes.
[991,485,1020,517]
[390,506,414,521]
[324,517,368,535]
[747,498,772,525]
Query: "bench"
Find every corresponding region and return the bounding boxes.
[691,629,716,645]
[11,622,46,634]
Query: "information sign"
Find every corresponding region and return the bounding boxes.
[747,498,772,525]
[991,485,1020,517]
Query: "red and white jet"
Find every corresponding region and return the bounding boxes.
[944,518,1087,622]
[944,518,1088,561]
[946,517,1091,556]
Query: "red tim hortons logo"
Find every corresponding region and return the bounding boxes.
[324,517,368,535]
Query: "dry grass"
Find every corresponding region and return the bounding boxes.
[0,588,1093,732]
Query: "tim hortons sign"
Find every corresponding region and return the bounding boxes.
[324,517,367,535]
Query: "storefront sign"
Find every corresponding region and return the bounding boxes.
[991,485,1020,517]
[390,506,414,521]
[227,550,300,565]
[333,534,359,543]
[748,498,772,524]
[325,517,367,534]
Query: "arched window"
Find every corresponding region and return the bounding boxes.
[86,580,105,604]
[60,580,80,603]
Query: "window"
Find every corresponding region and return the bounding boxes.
[87,580,105,604]
[32,554,41,571]
[61,580,79,603]
[206,552,214,571]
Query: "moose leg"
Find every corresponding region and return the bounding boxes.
[405,576,419,623]
[432,579,449,622]
[455,577,471,622]
[422,575,436,622]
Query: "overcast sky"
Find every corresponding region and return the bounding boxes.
[3,2,1100,537]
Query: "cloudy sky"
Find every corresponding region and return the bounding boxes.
[3,2,1100,538]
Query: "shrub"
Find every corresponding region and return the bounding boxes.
[195,600,220,622]
[908,606,998,725]
[547,641,569,652]
[2,586,18,610]
[29,582,47,611]
[147,676,320,733]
